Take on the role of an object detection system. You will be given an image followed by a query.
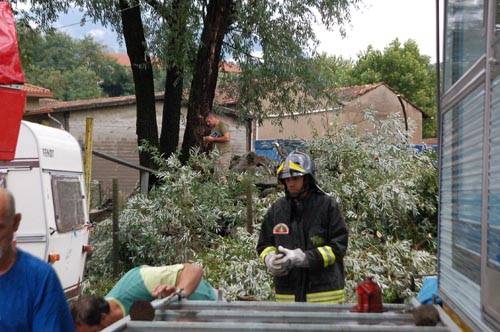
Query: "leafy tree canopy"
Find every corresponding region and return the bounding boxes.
[349,39,437,137]
[16,23,134,100]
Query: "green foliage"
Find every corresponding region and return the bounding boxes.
[311,112,438,250]
[118,151,248,266]
[83,217,120,295]
[349,39,437,137]
[305,53,354,89]
[16,24,134,100]
[195,227,274,301]
[345,237,436,303]
[85,116,437,303]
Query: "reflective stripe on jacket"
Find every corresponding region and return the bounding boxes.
[275,289,345,303]
[257,191,348,302]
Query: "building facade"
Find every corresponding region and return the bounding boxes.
[257,83,424,144]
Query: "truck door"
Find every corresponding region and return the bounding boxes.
[44,172,89,295]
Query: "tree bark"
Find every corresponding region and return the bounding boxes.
[180,0,234,163]
[119,0,159,173]
[159,0,186,158]
[160,66,183,158]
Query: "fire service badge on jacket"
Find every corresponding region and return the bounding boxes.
[273,223,289,235]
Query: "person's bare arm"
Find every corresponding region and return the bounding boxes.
[175,263,203,296]
[151,284,176,298]
[203,132,230,143]
[212,132,230,143]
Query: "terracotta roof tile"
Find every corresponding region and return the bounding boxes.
[106,53,163,67]
[26,90,239,116]
[219,62,241,73]
[335,83,382,101]
[106,53,131,66]
[22,83,54,98]
[334,82,425,116]
[26,94,151,115]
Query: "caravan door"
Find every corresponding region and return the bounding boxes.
[0,162,47,259]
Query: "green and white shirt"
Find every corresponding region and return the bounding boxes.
[105,264,216,315]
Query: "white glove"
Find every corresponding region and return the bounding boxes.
[275,245,309,268]
[264,252,290,276]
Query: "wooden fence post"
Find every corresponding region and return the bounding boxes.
[84,117,94,211]
[112,178,119,277]
[246,176,254,234]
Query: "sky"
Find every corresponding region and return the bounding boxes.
[314,0,443,62]
[27,0,444,63]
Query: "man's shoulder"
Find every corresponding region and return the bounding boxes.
[269,196,288,211]
[16,249,53,275]
[311,191,340,209]
[313,191,332,201]
[217,120,229,132]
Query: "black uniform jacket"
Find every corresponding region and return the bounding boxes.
[257,191,348,302]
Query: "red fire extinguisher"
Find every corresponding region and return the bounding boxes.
[351,276,384,313]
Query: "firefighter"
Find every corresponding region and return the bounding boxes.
[257,151,348,303]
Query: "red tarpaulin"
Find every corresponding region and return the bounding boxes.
[0,1,25,84]
[0,87,26,160]
[0,1,26,161]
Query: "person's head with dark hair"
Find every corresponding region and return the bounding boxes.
[71,296,110,332]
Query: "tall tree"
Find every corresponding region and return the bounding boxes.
[138,0,359,161]
[350,39,437,137]
[18,0,361,163]
[181,0,234,161]
[158,0,189,158]
[118,0,159,171]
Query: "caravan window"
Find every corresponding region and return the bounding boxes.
[51,175,85,233]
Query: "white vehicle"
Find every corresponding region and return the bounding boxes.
[0,120,90,297]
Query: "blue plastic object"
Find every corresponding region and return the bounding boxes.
[255,139,307,162]
[417,275,442,304]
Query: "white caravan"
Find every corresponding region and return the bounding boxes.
[0,121,90,297]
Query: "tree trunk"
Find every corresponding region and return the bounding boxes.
[180,0,233,163]
[119,0,159,173]
[159,0,186,158]
[160,67,183,158]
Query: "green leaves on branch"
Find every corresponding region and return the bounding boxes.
[310,112,438,301]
